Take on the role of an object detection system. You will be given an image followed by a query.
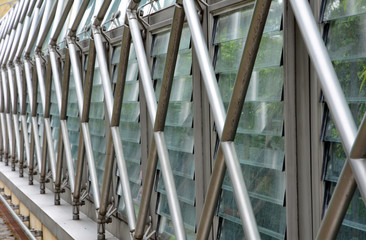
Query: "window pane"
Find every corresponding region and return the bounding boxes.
[324,0,366,21]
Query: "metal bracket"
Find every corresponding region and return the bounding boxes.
[142,217,156,240]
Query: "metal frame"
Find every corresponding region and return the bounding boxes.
[1,0,366,239]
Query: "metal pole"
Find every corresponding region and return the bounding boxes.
[24,60,42,174]
[49,48,75,194]
[134,1,185,238]
[15,62,30,169]
[92,26,136,232]
[56,49,70,205]
[7,66,20,171]
[67,37,100,209]
[1,69,13,166]
[128,10,186,240]
[196,0,271,238]
[287,0,366,239]
[183,0,260,238]
[35,56,57,182]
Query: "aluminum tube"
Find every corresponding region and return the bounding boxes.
[35,0,54,49]
[220,142,260,239]
[92,30,113,121]
[290,0,356,155]
[183,0,260,238]
[197,0,270,237]
[1,70,8,112]
[8,23,23,62]
[31,117,42,173]
[3,30,16,64]
[35,56,46,111]
[0,114,7,158]
[317,163,356,240]
[183,0,225,137]
[0,192,37,240]
[23,61,33,109]
[135,3,185,237]
[93,27,136,231]
[67,40,84,114]
[13,116,20,161]
[127,12,157,124]
[111,127,136,230]
[81,123,100,209]
[44,119,57,182]
[128,11,186,239]
[15,15,30,60]
[6,114,13,158]
[154,132,186,239]
[14,64,23,114]
[288,0,366,238]
[60,120,75,193]
[21,115,30,166]
[7,68,14,113]
[0,32,10,64]
[49,50,62,111]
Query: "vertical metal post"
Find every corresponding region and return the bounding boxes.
[134,1,185,238]
[127,9,186,239]
[287,0,366,239]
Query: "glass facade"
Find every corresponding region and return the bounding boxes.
[0,0,365,239]
[321,0,366,238]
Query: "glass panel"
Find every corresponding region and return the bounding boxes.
[120,103,140,122]
[214,0,282,44]
[222,165,285,205]
[325,142,347,183]
[215,31,283,73]
[324,103,366,142]
[152,29,195,238]
[157,150,195,179]
[123,81,139,102]
[327,14,366,61]
[324,0,366,21]
[215,3,285,239]
[151,27,191,56]
[157,173,195,205]
[119,122,140,143]
[164,126,194,153]
[218,67,283,103]
[165,102,193,127]
[218,190,286,239]
[333,58,366,102]
[157,194,196,232]
[140,0,175,16]
[155,76,192,102]
[153,50,192,79]
[235,134,284,171]
[115,43,142,217]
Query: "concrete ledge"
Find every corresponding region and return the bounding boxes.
[0,162,117,240]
